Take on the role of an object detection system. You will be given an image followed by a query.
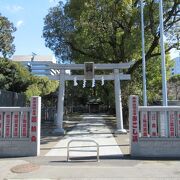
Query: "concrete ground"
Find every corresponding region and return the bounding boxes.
[1,114,180,180]
[45,115,123,158]
[40,115,129,157]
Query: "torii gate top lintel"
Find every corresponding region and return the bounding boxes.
[48,62,134,81]
[48,62,134,70]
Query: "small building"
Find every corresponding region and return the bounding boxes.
[11,55,56,76]
[87,98,102,113]
[171,56,180,76]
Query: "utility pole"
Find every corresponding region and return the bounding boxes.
[140,0,147,106]
[159,0,168,106]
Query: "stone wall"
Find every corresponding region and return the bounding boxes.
[129,95,180,157]
[0,96,41,157]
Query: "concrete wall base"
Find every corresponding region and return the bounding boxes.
[131,138,180,157]
[0,140,38,157]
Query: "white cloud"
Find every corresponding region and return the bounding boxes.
[49,0,59,4]
[16,20,24,28]
[6,5,24,13]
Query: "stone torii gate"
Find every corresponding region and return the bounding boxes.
[40,62,133,134]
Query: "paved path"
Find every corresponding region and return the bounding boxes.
[45,115,123,158]
[4,158,180,180]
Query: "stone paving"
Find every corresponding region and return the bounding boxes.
[45,115,123,158]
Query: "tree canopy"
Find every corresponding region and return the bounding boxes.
[43,0,179,67]
[168,74,180,100]
[43,0,179,109]
[0,58,30,92]
[0,58,59,101]
[0,14,16,58]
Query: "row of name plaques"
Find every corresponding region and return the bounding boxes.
[0,112,29,138]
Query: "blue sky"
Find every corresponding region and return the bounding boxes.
[0,0,66,56]
[0,0,179,59]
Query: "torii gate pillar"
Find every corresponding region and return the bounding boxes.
[114,69,127,133]
[54,69,65,134]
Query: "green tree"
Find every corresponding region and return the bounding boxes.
[43,0,178,113]
[168,75,180,100]
[25,76,59,106]
[25,76,59,100]
[0,14,16,58]
[43,0,179,65]
[43,2,74,63]
[0,58,31,92]
[0,58,59,102]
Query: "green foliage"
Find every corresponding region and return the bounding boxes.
[0,58,31,92]
[0,14,16,58]
[0,58,59,102]
[43,0,178,111]
[43,2,74,63]
[25,84,42,99]
[25,76,59,100]
[121,54,173,106]
[168,74,180,100]
[43,0,179,64]
[65,80,115,110]
[169,74,180,83]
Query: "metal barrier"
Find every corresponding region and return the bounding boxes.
[67,139,100,162]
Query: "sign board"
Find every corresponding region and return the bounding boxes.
[178,112,180,137]
[169,111,175,137]
[141,112,148,137]
[4,112,11,138]
[0,112,3,137]
[84,62,94,80]
[150,112,158,137]
[160,112,167,137]
[21,112,28,138]
[13,112,19,138]
[129,96,139,143]
[31,97,38,142]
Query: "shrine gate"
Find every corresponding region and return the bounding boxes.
[36,62,133,134]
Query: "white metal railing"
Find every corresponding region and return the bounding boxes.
[67,139,100,162]
[139,106,180,138]
[0,107,31,139]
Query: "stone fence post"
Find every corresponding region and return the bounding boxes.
[30,96,41,156]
